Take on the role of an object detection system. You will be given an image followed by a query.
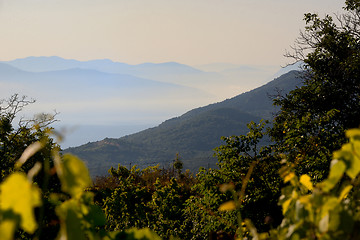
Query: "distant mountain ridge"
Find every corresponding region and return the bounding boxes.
[2,56,283,99]
[0,61,203,100]
[2,56,203,76]
[1,56,300,149]
[0,58,216,150]
[65,70,303,176]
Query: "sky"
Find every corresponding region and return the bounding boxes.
[0,0,345,67]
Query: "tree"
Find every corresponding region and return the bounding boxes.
[183,121,282,239]
[94,163,196,239]
[0,94,58,180]
[0,94,62,239]
[271,0,360,181]
[173,153,183,177]
[215,121,283,232]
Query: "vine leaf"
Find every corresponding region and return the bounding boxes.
[0,220,16,240]
[218,200,236,211]
[300,174,313,191]
[57,154,92,198]
[56,200,86,240]
[319,160,346,192]
[0,173,41,234]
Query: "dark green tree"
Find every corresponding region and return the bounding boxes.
[271,0,360,181]
[183,121,282,239]
[0,94,61,239]
[95,163,195,239]
[173,153,183,177]
[0,94,58,180]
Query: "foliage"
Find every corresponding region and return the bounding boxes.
[0,141,100,239]
[182,167,238,239]
[215,120,283,230]
[147,178,185,238]
[93,162,195,239]
[4,123,360,240]
[272,0,360,181]
[0,94,58,181]
[101,168,152,231]
[0,138,164,240]
[268,128,360,239]
[182,121,282,239]
[0,95,63,238]
[217,128,360,239]
[0,95,164,239]
[0,172,41,235]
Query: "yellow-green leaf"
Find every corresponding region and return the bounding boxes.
[58,154,91,197]
[347,150,360,179]
[0,220,16,240]
[300,174,313,191]
[345,129,360,139]
[320,197,338,219]
[338,185,352,202]
[0,173,41,233]
[334,142,360,179]
[218,200,236,211]
[284,172,295,183]
[319,160,346,192]
[299,195,311,204]
[282,199,292,215]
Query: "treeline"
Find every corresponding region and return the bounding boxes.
[1,0,360,239]
[86,120,281,239]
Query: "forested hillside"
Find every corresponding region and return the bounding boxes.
[66,70,303,176]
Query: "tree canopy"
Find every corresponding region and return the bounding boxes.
[0,94,58,181]
[271,0,360,180]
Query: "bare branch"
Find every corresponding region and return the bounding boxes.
[0,94,35,123]
[1,94,59,131]
[19,111,60,129]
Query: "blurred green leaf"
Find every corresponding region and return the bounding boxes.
[338,185,352,202]
[345,129,360,140]
[218,201,236,211]
[319,214,329,233]
[58,154,91,197]
[56,200,86,240]
[319,160,346,192]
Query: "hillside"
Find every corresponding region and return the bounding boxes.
[65,70,303,176]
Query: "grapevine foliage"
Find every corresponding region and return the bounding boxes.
[0,143,162,240]
[221,129,360,239]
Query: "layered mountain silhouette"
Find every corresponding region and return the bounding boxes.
[2,56,280,102]
[0,57,303,175]
[1,56,287,148]
[0,60,213,142]
[65,70,303,176]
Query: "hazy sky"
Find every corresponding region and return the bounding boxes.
[0,0,344,67]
